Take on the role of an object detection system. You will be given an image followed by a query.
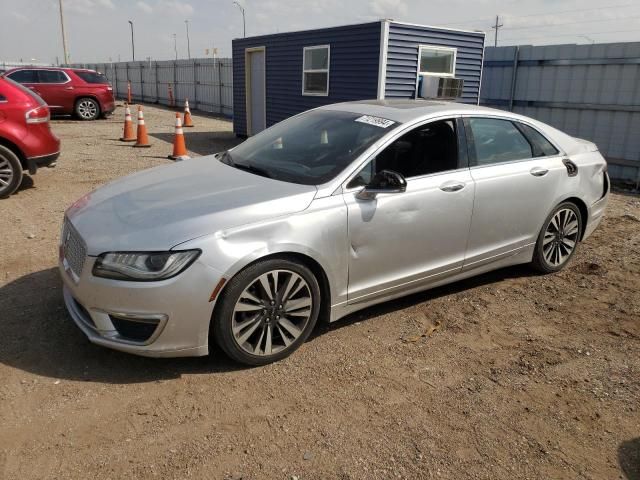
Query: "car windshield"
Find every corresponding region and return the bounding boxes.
[224,110,398,185]
[75,71,109,84]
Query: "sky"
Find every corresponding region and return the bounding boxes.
[1,0,639,64]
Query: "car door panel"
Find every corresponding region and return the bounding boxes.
[345,170,475,303]
[462,116,566,270]
[34,70,73,113]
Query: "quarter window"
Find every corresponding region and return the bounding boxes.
[37,70,68,83]
[517,123,559,157]
[303,45,329,95]
[419,46,456,76]
[468,118,533,166]
[7,70,38,83]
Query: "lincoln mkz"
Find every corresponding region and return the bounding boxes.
[59,100,609,365]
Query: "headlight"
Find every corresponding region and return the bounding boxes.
[92,250,201,281]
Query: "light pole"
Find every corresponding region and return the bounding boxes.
[128,20,135,61]
[233,1,246,38]
[185,20,191,59]
[58,0,70,65]
[173,33,178,60]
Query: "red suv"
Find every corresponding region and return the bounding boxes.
[0,76,60,197]
[3,67,115,121]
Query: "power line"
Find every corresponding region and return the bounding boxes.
[434,1,638,28]
[501,14,640,31]
[500,28,640,43]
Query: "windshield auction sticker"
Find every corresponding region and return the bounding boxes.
[355,115,396,128]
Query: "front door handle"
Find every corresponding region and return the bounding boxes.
[530,167,549,177]
[439,181,466,192]
[64,86,74,90]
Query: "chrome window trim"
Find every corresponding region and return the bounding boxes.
[461,114,566,169]
[9,68,72,85]
[340,114,465,193]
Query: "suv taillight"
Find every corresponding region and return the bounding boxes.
[25,105,50,124]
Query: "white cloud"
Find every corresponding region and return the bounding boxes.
[65,0,114,15]
[136,1,153,13]
[159,0,194,16]
[10,11,29,22]
[371,0,408,18]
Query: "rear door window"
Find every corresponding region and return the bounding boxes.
[7,69,38,83]
[467,118,533,166]
[37,70,68,83]
[74,71,109,84]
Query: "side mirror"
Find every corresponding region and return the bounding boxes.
[356,169,407,200]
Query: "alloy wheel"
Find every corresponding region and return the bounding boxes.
[542,208,580,267]
[0,157,14,192]
[78,100,98,119]
[231,269,313,356]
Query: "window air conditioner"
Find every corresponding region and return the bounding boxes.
[419,76,464,100]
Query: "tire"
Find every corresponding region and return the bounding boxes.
[0,145,23,198]
[531,201,582,273]
[212,258,322,366]
[75,97,100,121]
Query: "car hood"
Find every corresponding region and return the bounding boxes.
[66,156,317,255]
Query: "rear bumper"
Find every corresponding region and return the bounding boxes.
[583,173,610,240]
[27,151,60,174]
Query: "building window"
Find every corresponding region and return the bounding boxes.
[303,45,330,95]
[419,46,456,77]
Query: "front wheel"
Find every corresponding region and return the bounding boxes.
[0,145,23,198]
[75,97,100,120]
[532,202,582,273]
[212,258,321,366]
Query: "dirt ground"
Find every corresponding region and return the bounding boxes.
[0,104,639,480]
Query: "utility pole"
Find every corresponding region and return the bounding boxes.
[58,0,70,65]
[173,33,178,60]
[128,20,135,61]
[185,20,191,59]
[492,15,503,47]
[233,1,246,38]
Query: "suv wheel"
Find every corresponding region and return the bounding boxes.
[0,145,23,198]
[75,97,100,121]
[213,258,321,366]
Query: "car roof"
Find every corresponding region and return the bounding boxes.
[320,99,511,123]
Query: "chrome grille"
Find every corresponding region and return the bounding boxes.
[62,219,87,277]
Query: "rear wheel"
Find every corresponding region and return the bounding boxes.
[532,202,582,273]
[213,258,321,366]
[75,97,100,120]
[0,145,23,198]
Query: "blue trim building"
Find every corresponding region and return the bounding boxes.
[232,20,485,136]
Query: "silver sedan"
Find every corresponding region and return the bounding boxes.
[59,100,609,365]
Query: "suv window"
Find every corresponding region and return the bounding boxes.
[349,119,461,188]
[37,70,68,83]
[517,123,559,157]
[467,118,533,166]
[74,71,109,84]
[7,69,38,83]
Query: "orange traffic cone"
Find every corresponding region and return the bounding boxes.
[133,106,151,148]
[120,103,136,142]
[183,99,194,127]
[168,113,190,160]
[127,81,132,104]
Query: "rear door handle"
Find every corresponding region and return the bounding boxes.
[439,181,466,192]
[530,167,549,177]
[64,86,74,90]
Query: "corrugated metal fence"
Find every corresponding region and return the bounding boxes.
[480,43,640,182]
[71,58,233,117]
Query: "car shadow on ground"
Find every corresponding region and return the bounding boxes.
[149,131,242,157]
[312,264,538,339]
[0,264,539,384]
[619,438,640,480]
[0,268,243,384]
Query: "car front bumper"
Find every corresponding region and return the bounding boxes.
[59,254,222,357]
